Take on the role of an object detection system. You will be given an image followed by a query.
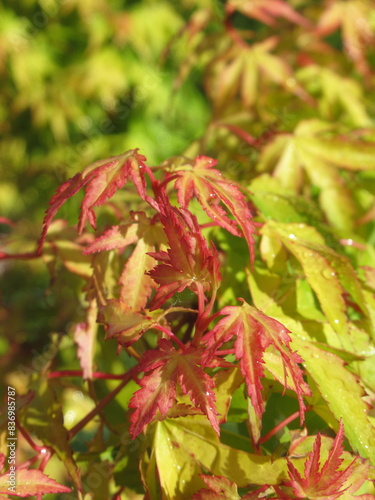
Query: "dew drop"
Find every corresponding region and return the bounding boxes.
[322,269,336,279]
[288,233,297,240]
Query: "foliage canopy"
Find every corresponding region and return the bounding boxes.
[1,0,375,498]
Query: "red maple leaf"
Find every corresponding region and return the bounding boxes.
[38,149,148,253]
[0,453,71,498]
[285,420,372,499]
[147,191,221,310]
[163,155,255,263]
[129,339,220,438]
[204,300,311,422]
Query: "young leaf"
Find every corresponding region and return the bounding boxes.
[292,338,375,465]
[24,378,81,491]
[205,300,311,422]
[38,149,148,253]
[262,221,371,337]
[129,339,220,438]
[163,155,255,261]
[0,454,71,497]
[73,299,98,380]
[227,0,311,28]
[148,192,221,310]
[315,0,374,76]
[285,421,370,499]
[192,474,240,500]
[99,299,164,346]
[204,38,309,111]
[153,416,289,499]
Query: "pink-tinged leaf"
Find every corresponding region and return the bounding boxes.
[129,339,219,438]
[73,299,98,380]
[83,223,139,254]
[119,239,157,310]
[315,0,374,76]
[38,149,148,253]
[227,0,312,28]
[0,455,71,496]
[148,192,221,310]
[205,300,310,422]
[286,420,370,499]
[99,299,163,346]
[164,155,255,262]
[192,475,240,499]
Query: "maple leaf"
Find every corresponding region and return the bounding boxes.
[205,300,311,422]
[37,149,148,253]
[204,38,310,111]
[315,0,374,77]
[73,299,98,380]
[85,211,166,310]
[129,338,219,438]
[99,298,165,347]
[147,192,221,310]
[0,453,71,497]
[257,119,375,230]
[192,474,241,499]
[226,0,311,28]
[163,155,255,262]
[285,420,371,499]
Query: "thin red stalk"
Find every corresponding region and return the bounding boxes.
[218,123,257,145]
[192,282,207,347]
[16,419,47,453]
[224,15,249,48]
[68,366,138,439]
[17,454,42,469]
[144,164,156,185]
[0,251,41,260]
[259,410,300,445]
[38,450,52,472]
[153,324,186,350]
[215,349,235,356]
[157,173,179,192]
[48,370,128,380]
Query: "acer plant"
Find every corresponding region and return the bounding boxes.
[1,0,375,499]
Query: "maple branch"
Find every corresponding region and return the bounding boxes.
[0,251,41,260]
[153,324,186,351]
[48,370,130,380]
[68,366,138,439]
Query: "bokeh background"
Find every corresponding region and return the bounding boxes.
[0,0,213,357]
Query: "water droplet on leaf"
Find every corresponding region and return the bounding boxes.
[322,269,336,279]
